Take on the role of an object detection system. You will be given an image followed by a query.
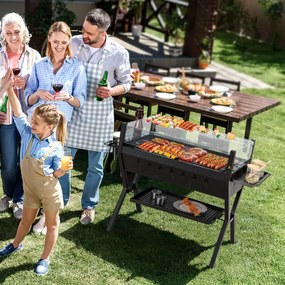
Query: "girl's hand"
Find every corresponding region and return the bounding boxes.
[1,69,13,91]
[35,89,54,101]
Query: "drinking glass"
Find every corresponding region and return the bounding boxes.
[52,83,63,93]
[61,148,72,171]
[11,60,21,89]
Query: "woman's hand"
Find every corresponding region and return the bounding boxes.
[54,90,71,101]
[13,75,26,89]
[35,90,54,101]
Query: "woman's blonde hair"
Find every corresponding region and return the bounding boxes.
[34,104,67,144]
[46,21,72,62]
[0,12,31,46]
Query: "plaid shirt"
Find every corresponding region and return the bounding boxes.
[66,35,132,151]
[0,45,41,124]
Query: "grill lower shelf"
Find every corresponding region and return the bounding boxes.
[130,188,224,224]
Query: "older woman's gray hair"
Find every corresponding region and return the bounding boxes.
[0,12,31,46]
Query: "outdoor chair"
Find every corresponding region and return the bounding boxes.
[125,64,170,117]
[200,77,241,133]
[157,105,190,121]
[144,63,171,76]
[104,99,139,174]
[176,70,206,84]
[209,77,241,91]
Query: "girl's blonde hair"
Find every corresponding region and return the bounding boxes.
[0,12,31,46]
[34,104,67,144]
[46,21,72,62]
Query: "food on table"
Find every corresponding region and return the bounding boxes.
[199,88,222,98]
[141,76,163,86]
[211,98,235,106]
[155,84,176,93]
[184,83,205,94]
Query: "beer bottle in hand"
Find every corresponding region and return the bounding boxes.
[96,71,108,101]
[0,95,8,113]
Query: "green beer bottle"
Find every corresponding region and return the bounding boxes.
[0,95,8,113]
[96,71,108,101]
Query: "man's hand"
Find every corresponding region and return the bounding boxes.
[0,111,6,124]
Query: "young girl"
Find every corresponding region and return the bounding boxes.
[0,69,72,276]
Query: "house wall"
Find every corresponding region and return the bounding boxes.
[240,0,285,47]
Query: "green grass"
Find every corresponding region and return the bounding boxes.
[1,31,285,284]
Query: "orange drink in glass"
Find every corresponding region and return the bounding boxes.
[61,148,72,171]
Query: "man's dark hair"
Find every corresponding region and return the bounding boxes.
[85,8,111,31]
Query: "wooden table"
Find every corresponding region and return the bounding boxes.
[122,83,280,139]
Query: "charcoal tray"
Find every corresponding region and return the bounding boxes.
[130,188,224,224]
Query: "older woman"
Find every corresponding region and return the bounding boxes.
[0,12,41,219]
[25,21,87,235]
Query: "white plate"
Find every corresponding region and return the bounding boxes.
[155,93,176,100]
[173,200,207,214]
[211,105,233,113]
[162,77,178,84]
[210,85,229,93]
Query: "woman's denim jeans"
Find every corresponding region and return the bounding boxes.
[0,121,23,203]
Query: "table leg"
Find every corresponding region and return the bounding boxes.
[244,118,252,139]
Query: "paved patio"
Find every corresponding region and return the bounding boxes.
[112,32,273,90]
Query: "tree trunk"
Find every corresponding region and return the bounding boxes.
[183,0,219,58]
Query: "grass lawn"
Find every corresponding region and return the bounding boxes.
[0,31,284,284]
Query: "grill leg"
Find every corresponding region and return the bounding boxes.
[230,189,243,243]
[106,187,129,232]
[209,220,229,268]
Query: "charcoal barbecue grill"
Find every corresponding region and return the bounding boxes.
[106,120,270,268]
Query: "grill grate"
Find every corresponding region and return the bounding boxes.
[130,188,224,224]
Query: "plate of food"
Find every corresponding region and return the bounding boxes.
[210,85,230,93]
[199,89,222,98]
[155,84,175,93]
[155,93,176,100]
[211,98,235,106]
[173,199,207,215]
[211,105,233,113]
[141,76,163,86]
[162,77,178,84]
